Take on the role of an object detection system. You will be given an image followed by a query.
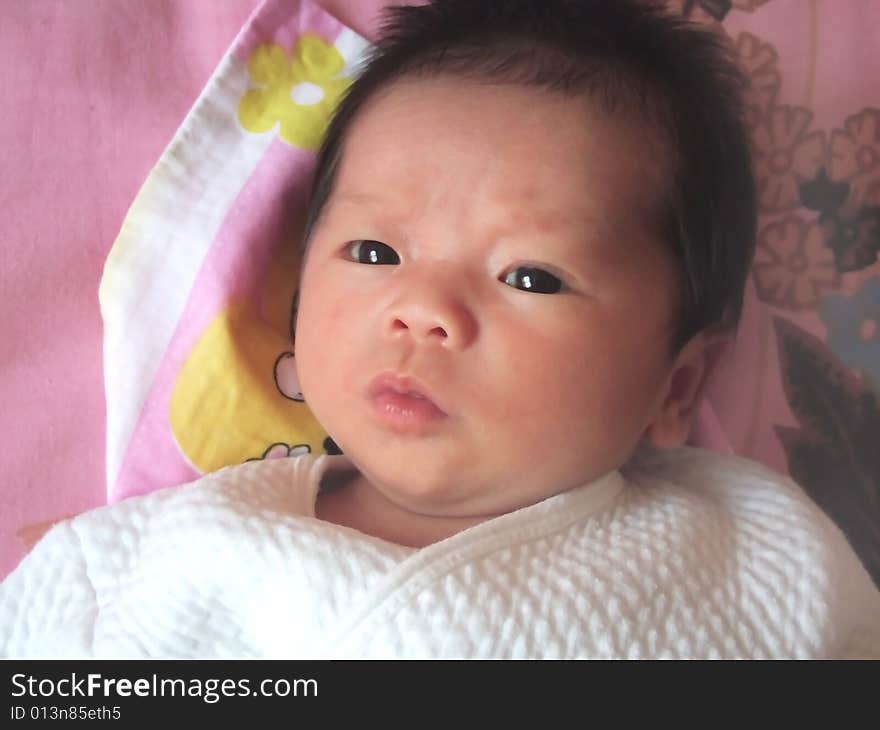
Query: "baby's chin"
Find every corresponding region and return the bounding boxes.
[322,407,638,517]
[346,453,513,519]
[344,452,578,523]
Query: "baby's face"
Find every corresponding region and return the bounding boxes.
[295,78,680,518]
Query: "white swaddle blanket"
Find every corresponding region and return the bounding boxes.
[2,447,878,658]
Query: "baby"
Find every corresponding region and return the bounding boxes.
[2,0,879,658]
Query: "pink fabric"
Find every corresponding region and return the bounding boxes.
[100,0,375,500]
[696,0,880,476]
[686,0,880,585]
[112,135,318,497]
[0,0,381,579]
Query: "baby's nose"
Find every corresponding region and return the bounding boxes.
[386,281,478,349]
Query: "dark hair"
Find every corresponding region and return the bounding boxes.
[301,0,756,351]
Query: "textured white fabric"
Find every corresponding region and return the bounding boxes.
[2,447,878,658]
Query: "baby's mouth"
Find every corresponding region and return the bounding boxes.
[367,372,449,429]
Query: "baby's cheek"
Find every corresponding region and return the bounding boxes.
[522,338,648,442]
[325,295,353,329]
[298,278,348,342]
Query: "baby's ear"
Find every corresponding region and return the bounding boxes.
[643,328,731,449]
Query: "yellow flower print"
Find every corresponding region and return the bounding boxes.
[238,36,351,150]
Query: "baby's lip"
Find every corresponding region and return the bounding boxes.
[367,372,450,416]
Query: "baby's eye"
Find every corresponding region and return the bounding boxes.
[501,266,563,294]
[347,240,400,265]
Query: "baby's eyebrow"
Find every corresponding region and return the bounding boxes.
[329,188,638,254]
[336,188,590,225]
[489,206,620,247]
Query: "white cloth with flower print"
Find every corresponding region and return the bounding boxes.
[99,0,370,503]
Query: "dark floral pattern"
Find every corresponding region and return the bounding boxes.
[829,108,880,209]
[819,203,880,273]
[800,166,850,215]
[753,106,827,212]
[666,2,880,587]
[731,0,773,10]
[753,216,840,309]
[680,0,732,21]
[773,318,880,587]
[800,167,880,273]
[820,276,880,389]
[676,0,774,22]
[733,32,781,129]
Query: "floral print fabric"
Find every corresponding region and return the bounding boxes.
[678,0,879,586]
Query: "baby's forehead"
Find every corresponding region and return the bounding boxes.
[333,78,671,236]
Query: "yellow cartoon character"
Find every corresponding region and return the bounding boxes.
[170,219,329,473]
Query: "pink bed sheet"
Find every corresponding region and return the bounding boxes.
[0,0,383,580]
